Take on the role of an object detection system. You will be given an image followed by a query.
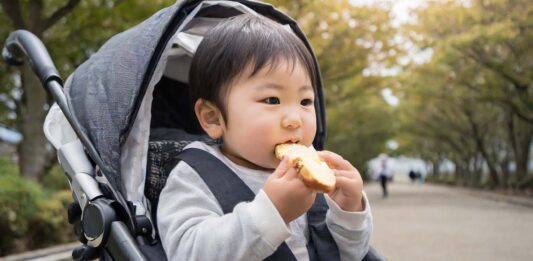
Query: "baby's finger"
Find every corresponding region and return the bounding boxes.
[282,166,300,180]
[334,169,361,179]
[334,176,362,192]
[318,151,354,170]
[273,157,291,178]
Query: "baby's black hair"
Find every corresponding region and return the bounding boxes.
[189,14,317,120]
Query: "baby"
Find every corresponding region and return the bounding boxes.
[157,14,372,260]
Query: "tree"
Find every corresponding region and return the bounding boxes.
[0,0,173,181]
[1,0,83,181]
[397,0,532,188]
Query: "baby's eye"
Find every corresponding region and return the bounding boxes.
[263,97,280,104]
[301,98,313,106]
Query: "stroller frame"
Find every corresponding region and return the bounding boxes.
[3,1,385,260]
[3,30,148,260]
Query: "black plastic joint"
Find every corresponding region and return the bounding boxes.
[82,199,117,247]
[134,215,153,237]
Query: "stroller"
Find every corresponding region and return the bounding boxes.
[3,0,385,260]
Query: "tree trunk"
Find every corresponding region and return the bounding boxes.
[474,138,500,188]
[516,126,533,182]
[471,154,483,187]
[17,63,51,181]
[432,161,440,176]
[500,155,511,188]
[465,110,500,187]
[454,159,468,186]
[2,0,81,181]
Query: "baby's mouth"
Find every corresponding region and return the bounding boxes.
[278,139,300,145]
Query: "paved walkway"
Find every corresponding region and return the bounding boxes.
[366,176,533,261]
[0,242,78,261]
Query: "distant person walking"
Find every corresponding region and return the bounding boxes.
[409,169,419,183]
[378,158,391,198]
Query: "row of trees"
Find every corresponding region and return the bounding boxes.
[396,0,532,188]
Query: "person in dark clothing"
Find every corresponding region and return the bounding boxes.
[409,169,417,183]
[378,158,390,198]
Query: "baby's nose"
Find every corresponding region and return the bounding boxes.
[282,111,302,129]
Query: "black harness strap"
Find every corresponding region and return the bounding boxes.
[170,148,296,261]
[306,194,341,261]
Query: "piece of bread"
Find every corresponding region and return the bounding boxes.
[275,144,336,192]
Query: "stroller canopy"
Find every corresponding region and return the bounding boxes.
[62,0,327,208]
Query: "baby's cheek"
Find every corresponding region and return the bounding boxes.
[246,137,275,168]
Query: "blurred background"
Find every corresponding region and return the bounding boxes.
[0,0,531,260]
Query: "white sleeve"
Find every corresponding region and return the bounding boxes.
[157,161,291,261]
[325,192,373,261]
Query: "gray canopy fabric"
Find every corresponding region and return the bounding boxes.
[65,2,183,194]
[63,0,326,198]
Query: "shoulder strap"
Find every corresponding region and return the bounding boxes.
[173,148,296,261]
[176,148,254,213]
[306,194,341,261]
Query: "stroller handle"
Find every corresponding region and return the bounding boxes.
[2,30,108,177]
[2,29,63,86]
[2,29,135,223]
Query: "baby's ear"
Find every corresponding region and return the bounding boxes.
[194,99,224,139]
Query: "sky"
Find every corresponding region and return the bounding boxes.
[0,126,22,144]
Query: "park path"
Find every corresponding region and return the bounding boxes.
[365,176,533,261]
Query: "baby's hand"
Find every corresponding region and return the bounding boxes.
[263,157,316,224]
[318,151,364,212]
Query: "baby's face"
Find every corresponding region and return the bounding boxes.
[219,60,317,170]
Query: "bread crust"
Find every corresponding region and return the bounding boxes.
[275,144,336,192]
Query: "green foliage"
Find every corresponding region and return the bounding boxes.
[396,0,533,188]
[44,0,175,78]
[0,156,19,176]
[0,173,73,256]
[0,157,72,255]
[425,174,456,186]
[42,163,70,191]
[27,190,74,251]
[0,0,177,181]
[0,174,43,255]
[326,91,395,168]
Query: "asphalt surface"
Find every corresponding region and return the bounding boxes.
[365,176,533,261]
